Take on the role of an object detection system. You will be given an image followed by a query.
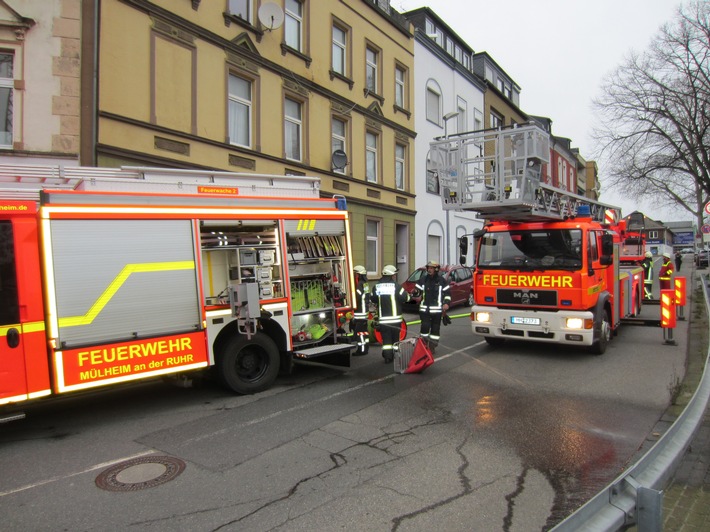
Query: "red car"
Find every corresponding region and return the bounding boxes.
[402,264,474,308]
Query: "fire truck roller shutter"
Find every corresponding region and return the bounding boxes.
[48,219,200,347]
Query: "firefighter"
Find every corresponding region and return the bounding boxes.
[659,252,674,292]
[641,251,654,299]
[413,261,451,353]
[350,265,370,356]
[370,264,409,363]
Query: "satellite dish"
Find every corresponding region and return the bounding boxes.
[332,150,348,170]
[258,2,284,31]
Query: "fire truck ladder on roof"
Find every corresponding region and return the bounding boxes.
[0,164,322,200]
[429,123,620,223]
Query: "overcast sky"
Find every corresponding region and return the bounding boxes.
[393,0,685,219]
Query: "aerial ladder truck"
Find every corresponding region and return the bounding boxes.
[429,123,644,354]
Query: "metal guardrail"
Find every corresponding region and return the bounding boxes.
[552,273,710,531]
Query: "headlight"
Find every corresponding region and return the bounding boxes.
[475,311,491,323]
[566,317,584,330]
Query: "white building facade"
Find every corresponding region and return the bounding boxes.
[405,8,485,269]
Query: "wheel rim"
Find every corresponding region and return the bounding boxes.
[235,346,269,382]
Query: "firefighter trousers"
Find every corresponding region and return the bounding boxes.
[351,318,369,356]
[379,321,401,362]
[419,311,442,351]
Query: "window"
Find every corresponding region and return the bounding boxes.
[395,143,406,190]
[0,53,13,147]
[457,97,467,133]
[395,65,406,108]
[365,46,378,94]
[228,74,251,147]
[284,97,302,161]
[228,0,251,23]
[332,24,346,76]
[366,219,380,274]
[285,0,302,52]
[473,109,483,131]
[490,110,503,129]
[426,169,439,195]
[426,84,441,124]
[331,117,346,174]
[0,221,19,325]
[365,131,378,183]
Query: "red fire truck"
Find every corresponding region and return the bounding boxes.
[0,165,355,419]
[430,123,644,354]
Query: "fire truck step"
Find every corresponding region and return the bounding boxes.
[293,343,353,368]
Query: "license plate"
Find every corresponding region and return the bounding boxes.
[511,316,540,325]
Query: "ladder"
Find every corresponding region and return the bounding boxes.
[429,123,620,223]
[0,164,321,201]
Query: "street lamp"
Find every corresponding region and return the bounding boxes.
[443,111,459,139]
[442,111,459,264]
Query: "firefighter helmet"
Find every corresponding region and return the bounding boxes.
[382,264,398,276]
[645,251,652,258]
[353,265,366,275]
[663,252,671,259]
[426,260,440,270]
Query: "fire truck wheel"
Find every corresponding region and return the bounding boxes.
[591,309,611,355]
[218,333,280,394]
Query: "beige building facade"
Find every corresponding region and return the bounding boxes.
[80,0,416,280]
[0,0,80,165]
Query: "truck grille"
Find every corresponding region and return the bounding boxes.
[496,289,558,306]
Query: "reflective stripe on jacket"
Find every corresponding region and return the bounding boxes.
[416,273,451,312]
[371,277,408,322]
[659,260,673,281]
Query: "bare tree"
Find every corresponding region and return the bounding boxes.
[593,1,710,229]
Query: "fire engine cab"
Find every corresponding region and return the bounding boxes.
[0,165,355,417]
[430,123,644,354]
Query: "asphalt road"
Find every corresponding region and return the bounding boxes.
[0,294,692,531]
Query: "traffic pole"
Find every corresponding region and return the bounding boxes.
[674,276,686,321]
[660,288,677,345]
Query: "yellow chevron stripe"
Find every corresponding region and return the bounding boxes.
[58,261,195,328]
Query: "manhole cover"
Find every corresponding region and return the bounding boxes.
[95,455,186,492]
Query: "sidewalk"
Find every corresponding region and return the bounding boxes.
[661,266,710,531]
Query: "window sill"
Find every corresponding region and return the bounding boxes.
[329,70,354,90]
[364,88,384,104]
[281,44,312,67]
[393,104,411,119]
[222,13,264,40]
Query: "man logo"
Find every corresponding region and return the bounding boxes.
[513,291,538,305]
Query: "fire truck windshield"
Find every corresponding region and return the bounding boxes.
[477,229,583,271]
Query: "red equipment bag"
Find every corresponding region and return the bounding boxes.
[393,336,434,374]
[374,320,407,345]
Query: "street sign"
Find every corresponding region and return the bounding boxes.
[705,202,710,215]
[702,224,710,234]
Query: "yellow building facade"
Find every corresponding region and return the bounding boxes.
[81,0,416,278]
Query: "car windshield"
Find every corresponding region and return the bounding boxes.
[477,229,583,271]
[407,269,425,282]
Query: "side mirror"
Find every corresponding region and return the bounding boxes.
[600,233,614,265]
[459,236,469,265]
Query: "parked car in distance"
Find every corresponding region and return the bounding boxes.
[402,264,474,309]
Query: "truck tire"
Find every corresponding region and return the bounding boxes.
[218,332,280,394]
[591,309,611,355]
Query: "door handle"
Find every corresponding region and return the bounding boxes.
[6,328,20,348]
